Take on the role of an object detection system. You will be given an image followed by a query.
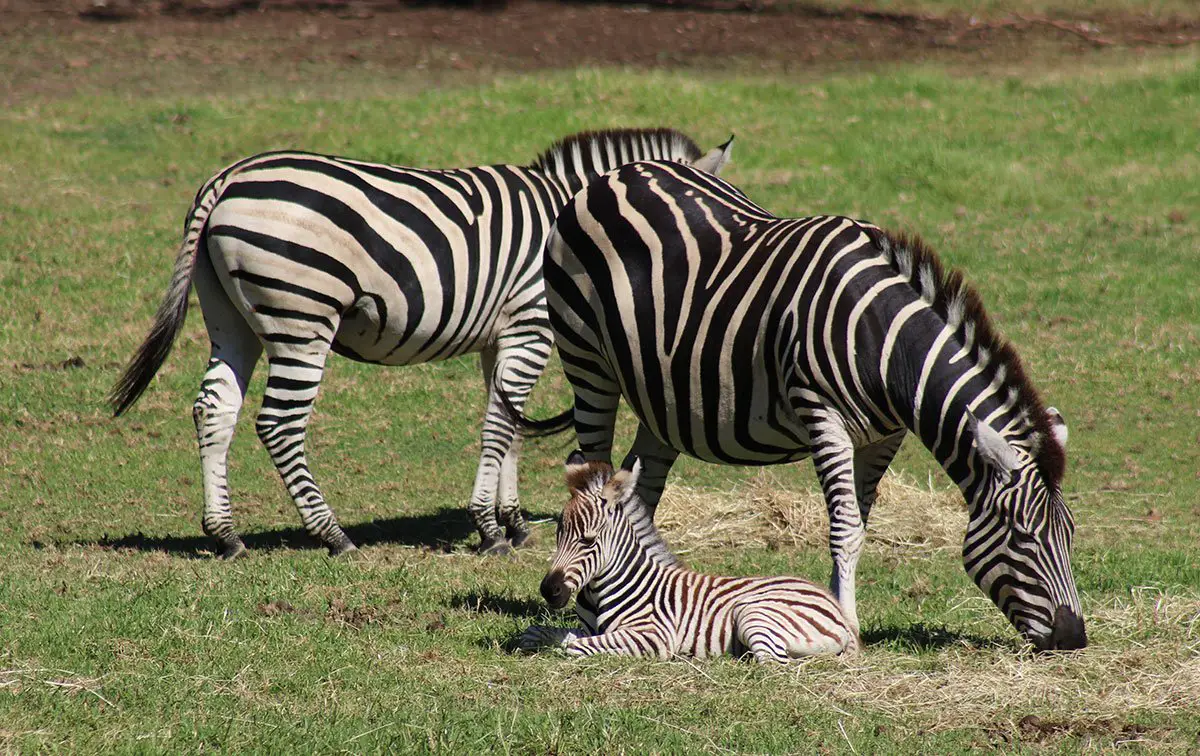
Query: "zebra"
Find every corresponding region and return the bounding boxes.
[519,452,859,661]
[109,130,734,559]
[506,160,1086,650]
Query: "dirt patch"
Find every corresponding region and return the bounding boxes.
[3,1,1199,105]
[983,714,1163,747]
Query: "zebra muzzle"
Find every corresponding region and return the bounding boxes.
[540,571,572,610]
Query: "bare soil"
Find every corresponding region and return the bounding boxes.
[2,1,1198,105]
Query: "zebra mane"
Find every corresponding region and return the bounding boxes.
[529,128,702,178]
[613,483,684,568]
[873,228,1066,487]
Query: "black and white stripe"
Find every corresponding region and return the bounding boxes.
[109,130,732,558]
[519,453,858,661]
[513,160,1085,650]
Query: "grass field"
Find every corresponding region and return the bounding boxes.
[1,26,1199,752]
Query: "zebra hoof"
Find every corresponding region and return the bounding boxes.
[508,528,534,549]
[327,540,358,558]
[478,536,513,556]
[216,540,247,560]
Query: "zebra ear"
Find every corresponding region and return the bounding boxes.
[1046,406,1069,448]
[610,457,644,501]
[564,450,592,493]
[692,135,734,176]
[969,412,1021,476]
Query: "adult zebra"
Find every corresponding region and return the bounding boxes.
[508,160,1086,650]
[109,130,733,559]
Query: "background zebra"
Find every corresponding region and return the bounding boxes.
[509,160,1086,650]
[109,130,733,558]
[519,452,858,661]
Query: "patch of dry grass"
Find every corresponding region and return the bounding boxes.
[657,470,966,554]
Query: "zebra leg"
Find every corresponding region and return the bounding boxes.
[562,625,671,659]
[854,431,905,528]
[497,439,530,547]
[621,423,680,513]
[482,344,534,548]
[560,350,620,464]
[471,333,552,555]
[800,405,866,633]
[193,255,261,560]
[255,352,356,556]
[517,625,583,652]
[736,606,855,663]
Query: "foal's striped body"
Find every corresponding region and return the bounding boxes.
[520,456,857,662]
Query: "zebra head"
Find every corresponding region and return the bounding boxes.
[963,408,1086,651]
[539,451,640,610]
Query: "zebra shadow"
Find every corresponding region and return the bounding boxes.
[447,589,569,653]
[861,623,1014,652]
[55,508,548,558]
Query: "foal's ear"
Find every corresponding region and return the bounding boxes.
[609,457,644,501]
[564,450,608,493]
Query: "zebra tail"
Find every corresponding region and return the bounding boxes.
[108,182,220,416]
[495,381,574,438]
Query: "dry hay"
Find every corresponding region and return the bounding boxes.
[778,588,1200,735]
[655,470,965,555]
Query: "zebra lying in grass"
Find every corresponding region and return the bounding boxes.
[519,452,858,662]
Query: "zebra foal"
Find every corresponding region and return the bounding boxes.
[519,452,858,662]
[110,130,732,558]
[509,160,1085,650]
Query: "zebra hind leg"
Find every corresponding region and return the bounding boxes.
[255,352,356,556]
[621,423,680,512]
[472,334,551,555]
[193,250,262,559]
[497,438,531,548]
[194,355,258,559]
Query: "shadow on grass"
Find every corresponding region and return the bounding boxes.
[448,589,546,618]
[863,623,1012,652]
[48,507,540,558]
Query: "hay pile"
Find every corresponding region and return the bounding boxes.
[655,470,966,555]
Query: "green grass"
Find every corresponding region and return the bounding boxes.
[2,49,1199,751]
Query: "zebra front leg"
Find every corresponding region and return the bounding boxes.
[854,431,905,529]
[562,626,672,659]
[803,406,866,633]
[255,353,356,556]
[517,625,584,652]
[621,423,680,513]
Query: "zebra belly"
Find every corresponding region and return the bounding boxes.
[331,295,500,366]
[617,355,815,466]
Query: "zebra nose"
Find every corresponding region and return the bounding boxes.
[1047,606,1087,651]
[540,571,570,609]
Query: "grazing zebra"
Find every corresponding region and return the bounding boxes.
[519,452,858,661]
[109,130,733,559]
[507,160,1085,650]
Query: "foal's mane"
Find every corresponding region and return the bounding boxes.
[870,227,1066,486]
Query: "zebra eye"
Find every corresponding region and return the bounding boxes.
[580,533,598,546]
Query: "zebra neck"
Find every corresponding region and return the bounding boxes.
[895,321,1042,498]
[619,497,683,567]
[587,546,665,618]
